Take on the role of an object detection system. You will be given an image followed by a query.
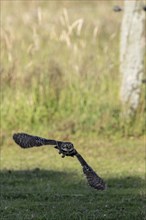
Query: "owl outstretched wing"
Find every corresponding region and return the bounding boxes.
[13,132,106,190]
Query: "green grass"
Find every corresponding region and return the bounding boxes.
[1,1,145,138]
[1,137,145,220]
[0,170,145,220]
[1,1,146,219]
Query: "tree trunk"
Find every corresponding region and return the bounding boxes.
[120,0,145,116]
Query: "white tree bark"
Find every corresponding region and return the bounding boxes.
[120,0,145,115]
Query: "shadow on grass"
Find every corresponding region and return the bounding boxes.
[0,169,145,220]
[0,168,145,189]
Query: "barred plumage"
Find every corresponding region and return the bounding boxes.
[13,133,76,157]
[13,133,57,148]
[75,153,106,190]
[13,132,106,190]
[83,165,105,190]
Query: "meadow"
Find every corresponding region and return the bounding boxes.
[1,1,145,220]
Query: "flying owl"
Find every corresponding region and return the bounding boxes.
[13,133,106,190]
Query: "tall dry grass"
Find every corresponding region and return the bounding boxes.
[1,1,145,143]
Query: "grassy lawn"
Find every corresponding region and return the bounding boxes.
[1,137,145,220]
[1,1,145,219]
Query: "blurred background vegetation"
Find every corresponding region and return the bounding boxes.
[1,2,145,219]
[1,1,145,146]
